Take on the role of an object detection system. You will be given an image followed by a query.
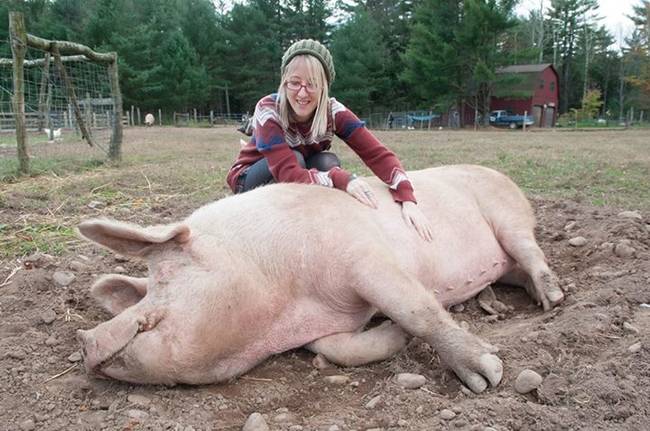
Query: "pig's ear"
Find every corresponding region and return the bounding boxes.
[91,274,148,315]
[77,219,190,257]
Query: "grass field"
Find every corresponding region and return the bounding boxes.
[1,126,649,258]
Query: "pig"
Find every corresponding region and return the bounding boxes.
[76,165,565,393]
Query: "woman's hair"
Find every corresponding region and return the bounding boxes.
[277,55,329,142]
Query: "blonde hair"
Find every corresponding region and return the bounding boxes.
[277,55,329,142]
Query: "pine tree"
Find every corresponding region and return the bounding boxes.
[330,11,390,114]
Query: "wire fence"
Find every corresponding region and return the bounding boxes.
[0,39,115,155]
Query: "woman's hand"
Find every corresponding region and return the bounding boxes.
[346,177,378,209]
[401,201,433,242]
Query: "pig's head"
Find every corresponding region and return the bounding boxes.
[76,219,226,385]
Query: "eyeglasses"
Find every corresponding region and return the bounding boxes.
[285,79,319,93]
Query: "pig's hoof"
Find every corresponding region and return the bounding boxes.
[454,353,503,393]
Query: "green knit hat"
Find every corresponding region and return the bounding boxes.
[281,39,335,85]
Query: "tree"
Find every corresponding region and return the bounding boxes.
[341,0,418,109]
[402,0,465,113]
[330,10,390,114]
[547,0,599,113]
[219,1,283,113]
[402,0,516,125]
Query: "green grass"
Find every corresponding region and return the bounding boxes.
[0,222,78,258]
[0,157,105,182]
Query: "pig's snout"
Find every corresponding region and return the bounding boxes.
[77,329,101,375]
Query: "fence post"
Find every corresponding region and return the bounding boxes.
[158,108,162,126]
[210,110,214,127]
[130,105,134,126]
[173,112,176,126]
[523,110,527,132]
[193,108,197,124]
[137,107,141,126]
[10,12,29,174]
[37,53,50,131]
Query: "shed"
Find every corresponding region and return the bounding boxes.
[491,64,559,127]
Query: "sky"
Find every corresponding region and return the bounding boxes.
[516,0,639,46]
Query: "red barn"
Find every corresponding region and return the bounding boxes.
[491,64,559,127]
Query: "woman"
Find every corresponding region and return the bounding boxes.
[226,39,432,241]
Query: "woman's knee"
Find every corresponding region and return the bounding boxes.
[307,152,341,171]
[293,150,307,168]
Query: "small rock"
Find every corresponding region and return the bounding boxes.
[243,412,269,431]
[568,237,587,247]
[114,266,127,274]
[87,200,105,209]
[415,406,424,414]
[69,261,89,272]
[7,349,26,360]
[41,309,57,324]
[45,336,59,346]
[599,242,614,251]
[365,395,382,409]
[395,373,426,389]
[618,210,642,220]
[451,304,465,313]
[127,394,151,407]
[623,322,640,334]
[349,380,360,387]
[127,409,149,420]
[312,353,332,370]
[52,271,75,287]
[564,221,577,231]
[324,375,349,385]
[614,243,635,258]
[273,413,292,423]
[328,426,340,431]
[454,419,468,428]
[459,321,470,330]
[67,351,82,362]
[514,369,543,394]
[19,419,35,431]
[397,419,409,427]
[628,342,642,353]
[440,409,456,420]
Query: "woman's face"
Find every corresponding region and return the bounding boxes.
[285,57,321,122]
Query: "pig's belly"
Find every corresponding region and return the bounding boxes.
[413,226,515,308]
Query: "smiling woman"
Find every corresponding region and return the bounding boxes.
[225,39,433,241]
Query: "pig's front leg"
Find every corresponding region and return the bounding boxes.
[352,256,503,393]
[305,320,409,367]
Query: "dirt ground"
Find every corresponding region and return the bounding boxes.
[0,128,649,430]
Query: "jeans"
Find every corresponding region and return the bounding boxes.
[237,151,341,193]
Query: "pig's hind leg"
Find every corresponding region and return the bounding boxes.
[351,256,503,393]
[494,232,564,311]
[305,320,409,367]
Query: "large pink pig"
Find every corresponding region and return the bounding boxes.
[77,165,564,393]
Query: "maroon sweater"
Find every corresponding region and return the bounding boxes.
[226,94,416,203]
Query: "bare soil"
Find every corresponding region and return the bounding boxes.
[1,128,649,430]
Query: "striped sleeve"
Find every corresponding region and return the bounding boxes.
[332,99,416,203]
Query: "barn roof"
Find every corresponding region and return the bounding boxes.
[497,64,553,74]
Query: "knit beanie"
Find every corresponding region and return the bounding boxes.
[281,39,335,85]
